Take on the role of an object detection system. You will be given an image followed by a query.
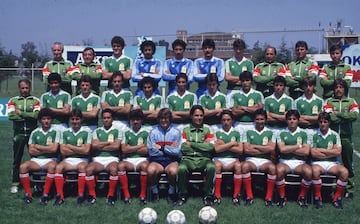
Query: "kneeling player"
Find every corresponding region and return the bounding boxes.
[19,108,60,205]
[242,109,277,206]
[311,112,348,209]
[213,110,243,205]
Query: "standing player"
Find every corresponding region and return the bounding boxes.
[7,79,41,193]
[118,109,151,204]
[163,39,194,95]
[193,39,225,98]
[242,109,277,206]
[54,109,92,205]
[85,109,122,205]
[225,39,254,94]
[311,112,348,209]
[213,110,243,205]
[275,110,312,208]
[19,108,60,205]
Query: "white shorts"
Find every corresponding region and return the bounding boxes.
[92,156,119,169]
[63,157,89,167]
[245,157,272,172]
[213,157,238,168]
[123,157,148,171]
[31,157,57,169]
[312,161,338,174]
[279,159,305,173]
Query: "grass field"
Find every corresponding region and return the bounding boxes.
[0,77,360,223]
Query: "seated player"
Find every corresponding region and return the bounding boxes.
[242,109,277,206]
[54,109,92,205]
[85,109,122,206]
[118,109,151,204]
[275,110,312,208]
[213,110,243,205]
[311,112,348,209]
[19,108,60,205]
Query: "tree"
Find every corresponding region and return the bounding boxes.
[276,37,291,65]
[21,41,40,68]
[251,40,265,65]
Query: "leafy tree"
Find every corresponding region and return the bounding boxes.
[276,37,291,65]
[251,40,265,65]
[21,41,40,68]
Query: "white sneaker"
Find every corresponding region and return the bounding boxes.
[10,186,18,193]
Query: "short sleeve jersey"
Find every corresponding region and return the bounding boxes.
[265,93,294,128]
[214,127,242,158]
[28,126,60,159]
[277,127,308,160]
[102,55,133,89]
[101,89,133,121]
[71,93,100,126]
[199,91,227,125]
[225,57,254,90]
[123,126,151,158]
[312,129,341,162]
[244,127,276,159]
[92,126,122,157]
[133,94,164,111]
[61,126,92,158]
[40,90,71,125]
[166,90,197,112]
[295,94,324,128]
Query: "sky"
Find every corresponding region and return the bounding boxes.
[1,0,360,55]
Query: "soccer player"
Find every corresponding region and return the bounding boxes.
[319,44,353,99]
[8,79,41,193]
[19,108,60,205]
[102,36,133,90]
[163,39,194,95]
[40,73,71,131]
[177,105,215,206]
[132,40,162,96]
[42,42,73,94]
[242,109,277,206]
[54,109,92,205]
[253,46,285,97]
[193,39,225,97]
[199,73,227,128]
[285,41,319,100]
[71,75,100,131]
[147,108,182,204]
[275,110,312,208]
[85,109,122,205]
[133,77,164,126]
[311,112,348,209]
[71,47,103,95]
[118,109,151,204]
[228,71,264,132]
[225,39,254,94]
[166,73,197,130]
[101,71,133,129]
[323,79,359,198]
[213,110,243,205]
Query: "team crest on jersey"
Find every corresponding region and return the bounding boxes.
[150,65,156,73]
[77,138,83,146]
[119,63,125,71]
[46,136,52,145]
[57,100,63,109]
[108,134,114,142]
[344,107,349,112]
[242,66,247,72]
[339,68,344,75]
[215,101,221,109]
[138,137,143,145]
[118,98,124,107]
[184,101,190,109]
[312,105,318,114]
[327,141,333,149]
[181,65,187,73]
[87,103,93,111]
[297,137,302,145]
[262,136,268,145]
[279,104,285,113]
[231,136,236,142]
[210,65,216,73]
[149,103,155,111]
[248,99,254,107]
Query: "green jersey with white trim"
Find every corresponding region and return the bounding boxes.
[101,89,133,122]
[265,93,294,128]
[244,127,275,159]
[199,91,227,125]
[225,57,254,90]
[123,126,150,158]
[312,129,341,162]
[28,126,60,159]
[214,127,242,158]
[61,126,92,158]
[92,126,122,157]
[166,90,197,111]
[277,127,308,160]
[102,55,133,89]
[71,93,100,127]
[40,90,71,125]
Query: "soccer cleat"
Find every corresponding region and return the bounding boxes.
[344,192,353,199]
[333,197,343,209]
[297,197,308,208]
[167,194,177,205]
[232,194,241,206]
[23,195,32,204]
[277,197,286,208]
[87,195,96,205]
[314,197,323,209]
[203,195,215,206]
[106,197,115,206]
[245,198,254,206]
[77,195,85,205]
[214,197,221,205]
[265,200,273,207]
[53,195,65,206]
[139,197,146,205]
[10,185,19,194]
[176,195,187,206]
[124,197,131,204]
[40,195,49,205]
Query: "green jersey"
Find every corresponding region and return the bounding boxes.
[277,127,308,160]
[214,127,241,158]
[294,94,324,129]
[133,94,164,111]
[225,57,254,90]
[28,126,60,159]
[71,93,100,127]
[60,126,92,158]
[253,62,285,96]
[123,126,150,158]
[92,126,122,157]
[181,124,215,159]
[40,90,71,125]
[244,127,276,159]
[101,89,133,122]
[102,55,133,89]
[72,63,103,94]
[166,90,197,111]
[42,58,73,83]
[265,93,294,128]
[311,129,341,162]
[7,95,41,135]
[199,91,227,125]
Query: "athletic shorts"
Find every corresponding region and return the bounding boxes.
[279,159,305,173]
[245,157,272,172]
[149,156,177,169]
[213,157,238,167]
[92,156,119,169]
[312,161,338,174]
[63,157,88,167]
[123,157,148,171]
[31,157,57,169]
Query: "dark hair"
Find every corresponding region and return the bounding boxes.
[295,41,308,50]
[101,108,114,117]
[285,109,300,120]
[205,73,219,85]
[38,108,52,120]
[172,39,187,50]
[239,71,253,82]
[18,79,31,87]
[301,77,316,87]
[79,75,91,84]
[129,108,144,121]
[111,36,125,47]
[83,47,95,56]
[176,73,188,83]
[220,109,234,120]
[157,108,172,122]
[110,71,123,87]
[71,108,83,119]
[139,77,157,90]
[48,73,62,83]
[233,39,246,50]
[265,46,277,55]
[254,108,268,120]
[274,75,286,85]
[190,105,204,117]
[333,78,349,96]
[140,40,156,54]
[202,39,215,49]
[330,44,342,54]
[318,111,331,122]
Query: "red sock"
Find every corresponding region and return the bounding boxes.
[233,174,242,198]
[54,173,64,199]
[140,172,148,198]
[298,179,311,200]
[214,174,222,199]
[43,173,55,195]
[77,173,86,196]
[276,179,286,198]
[265,174,276,201]
[20,173,32,197]
[242,172,253,199]
[86,175,96,198]
[333,179,348,201]
[312,179,322,200]
[107,175,118,198]
[119,171,130,199]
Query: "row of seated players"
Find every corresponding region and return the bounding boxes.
[19,106,350,210]
[43,39,353,100]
